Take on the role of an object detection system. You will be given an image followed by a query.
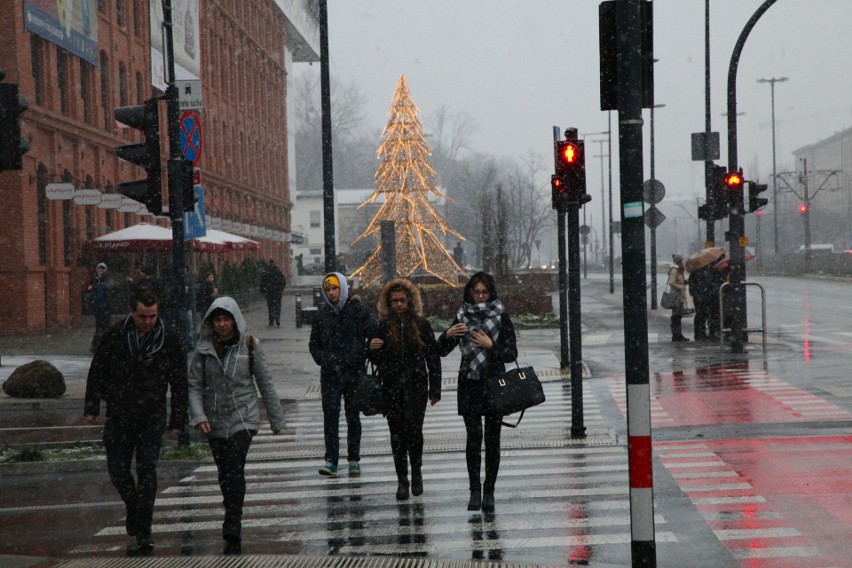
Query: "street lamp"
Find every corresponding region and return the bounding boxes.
[757,76,788,255]
[581,131,609,280]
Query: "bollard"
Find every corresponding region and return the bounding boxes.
[295,294,303,329]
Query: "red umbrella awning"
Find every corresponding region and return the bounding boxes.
[86,223,260,252]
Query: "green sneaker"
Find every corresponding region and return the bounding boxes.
[348,461,361,476]
[318,462,337,476]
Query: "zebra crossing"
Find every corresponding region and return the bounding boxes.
[67,380,679,564]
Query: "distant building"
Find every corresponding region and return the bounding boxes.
[0,0,318,333]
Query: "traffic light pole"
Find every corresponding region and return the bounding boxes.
[725,0,779,354]
[162,0,189,348]
[566,202,586,439]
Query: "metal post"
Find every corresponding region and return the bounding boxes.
[704,0,715,246]
[608,112,615,294]
[567,201,585,438]
[319,0,336,274]
[554,127,569,370]
[617,1,655,564]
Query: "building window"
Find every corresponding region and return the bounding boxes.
[98,0,106,14]
[57,51,69,115]
[30,36,44,106]
[80,60,94,124]
[116,0,125,27]
[132,1,141,37]
[85,176,95,240]
[118,62,128,107]
[62,171,74,266]
[135,71,143,104]
[37,165,49,266]
[99,51,110,128]
[310,211,321,228]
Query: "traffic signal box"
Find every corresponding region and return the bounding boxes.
[552,139,590,210]
[115,99,162,215]
[724,171,744,209]
[0,70,30,171]
[169,158,197,213]
[748,181,768,213]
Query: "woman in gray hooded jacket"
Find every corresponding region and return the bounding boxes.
[188,296,285,554]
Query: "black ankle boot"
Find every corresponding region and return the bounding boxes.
[396,483,410,500]
[481,488,495,512]
[467,487,482,511]
[224,535,242,555]
[411,468,423,496]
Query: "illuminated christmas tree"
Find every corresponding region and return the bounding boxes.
[350,75,465,287]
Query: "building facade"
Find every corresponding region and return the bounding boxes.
[0,0,318,333]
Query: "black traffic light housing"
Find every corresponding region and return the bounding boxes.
[552,137,590,210]
[0,70,30,171]
[700,164,729,221]
[747,181,768,213]
[724,170,744,210]
[115,99,162,215]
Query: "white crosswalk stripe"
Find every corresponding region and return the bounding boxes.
[69,381,678,562]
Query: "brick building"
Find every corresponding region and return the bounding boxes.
[0,0,318,334]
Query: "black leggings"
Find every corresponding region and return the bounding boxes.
[208,429,256,539]
[463,414,502,492]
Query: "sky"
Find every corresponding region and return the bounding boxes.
[295,0,852,242]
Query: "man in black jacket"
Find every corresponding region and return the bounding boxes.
[309,272,376,477]
[84,288,188,556]
[259,259,286,326]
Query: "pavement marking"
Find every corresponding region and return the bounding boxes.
[691,496,767,505]
[730,546,819,559]
[713,527,801,540]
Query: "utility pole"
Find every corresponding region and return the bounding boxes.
[319,0,336,274]
[757,76,788,255]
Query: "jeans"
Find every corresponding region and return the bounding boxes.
[208,429,256,539]
[320,371,361,465]
[103,412,167,539]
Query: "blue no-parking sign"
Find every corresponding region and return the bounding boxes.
[179,111,203,165]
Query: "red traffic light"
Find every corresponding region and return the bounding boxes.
[799,203,808,213]
[724,172,743,187]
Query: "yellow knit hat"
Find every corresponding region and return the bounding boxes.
[323,275,340,289]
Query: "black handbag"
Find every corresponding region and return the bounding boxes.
[351,361,384,416]
[485,364,545,428]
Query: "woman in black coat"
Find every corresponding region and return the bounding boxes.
[438,272,517,512]
[368,279,441,500]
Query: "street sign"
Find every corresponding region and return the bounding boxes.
[184,186,207,240]
[644,206,666,229]
[579,224,591,236]
[73,189,101,205]
[691,131,720,161]
[179,111,203,165]
[176,80,203,110]
[642,179,665,205]
[98,194,122,209]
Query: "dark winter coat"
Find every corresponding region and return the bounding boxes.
[259,264,286,298]
[438,312,517,416]
[368,280,442,417]
[309,274,377,376]
[89,273,113,313]
[84,318,188,430]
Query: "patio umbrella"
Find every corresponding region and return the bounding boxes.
[684,247,725,273]
[86,223,248,252]
[204,229,261,251]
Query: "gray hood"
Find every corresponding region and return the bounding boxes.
[198,296,247,341]
[321,272,349,313]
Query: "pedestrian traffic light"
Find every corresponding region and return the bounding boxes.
[553,138,590,208]
[702,164,728,221]
[0,70,30,171]
[551,175,566,210]
[724,170,744,209]
[747,181,768,213]
[114,99,162,215]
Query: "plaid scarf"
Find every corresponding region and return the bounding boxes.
[122,314,166,363]
[457,299,504,381]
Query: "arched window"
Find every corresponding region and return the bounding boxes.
[99,51,110,129]
[30,36,44,106]
[62,170,74,266]
[57,51,69,115]
[37,164,49,265]
[118,62,128,107]
[85,175,95,240]
[80,60,95,124]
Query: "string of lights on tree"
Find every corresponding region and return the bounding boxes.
[350,75,465,287]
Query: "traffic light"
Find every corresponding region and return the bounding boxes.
[553,138,590,208]
[0,70,30,171]
[114,99,162,215]
[799,203,808,214]
[702,164,728,221]
[168,158,196,212]
[747,182,768,213]
[724,170,744,209]
[551,175,566,209]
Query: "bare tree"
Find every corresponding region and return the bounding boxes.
[503,155,551,268]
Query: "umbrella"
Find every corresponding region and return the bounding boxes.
[86,223,259,252]
[684,247,725,272]
[712,253,756,271]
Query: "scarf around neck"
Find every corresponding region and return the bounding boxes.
[122,314,166,363]
[457,299,504,380]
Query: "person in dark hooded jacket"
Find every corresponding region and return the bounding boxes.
[309,272,377,477]
[368,278,441,500]
[438,272,517,513]
[84,287,187,557]
[189,297,285,555]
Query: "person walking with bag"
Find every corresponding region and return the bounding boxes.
[667,254,690,342]
[367,279,441,501]
[188,297,286,555]
[438,272,517,512]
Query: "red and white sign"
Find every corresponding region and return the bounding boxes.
[46,183,75,201]
[73,189,102,205]
[98,194,122,209]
